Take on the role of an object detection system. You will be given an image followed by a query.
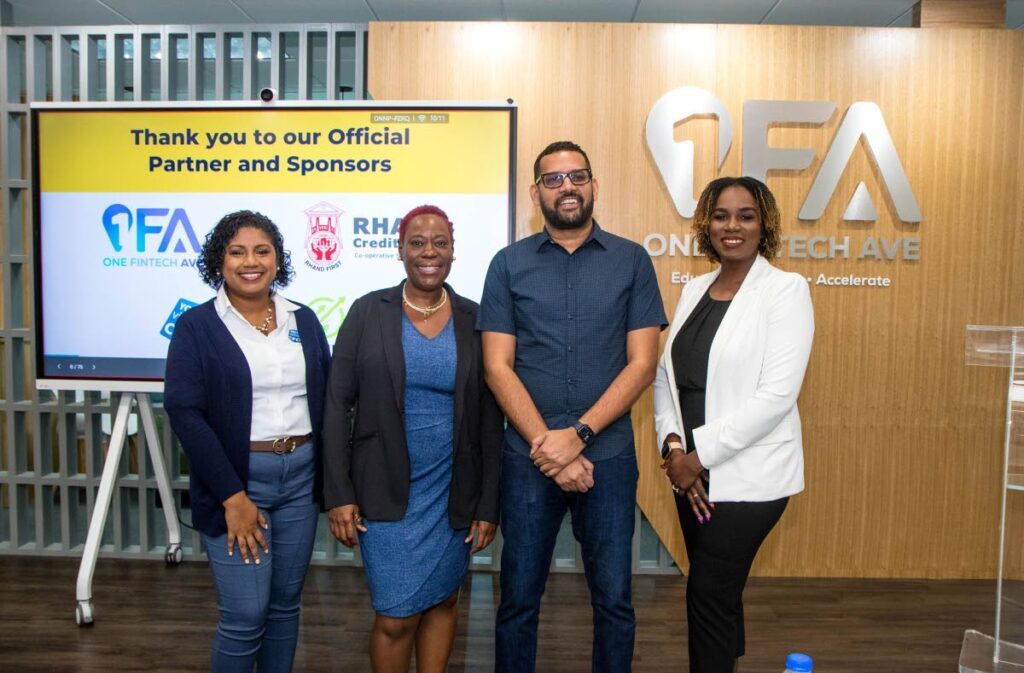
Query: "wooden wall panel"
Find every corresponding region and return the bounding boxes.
[369,22,1024,578]
[913,0,1007,28]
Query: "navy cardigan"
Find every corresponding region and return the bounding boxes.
[163,298,330,537]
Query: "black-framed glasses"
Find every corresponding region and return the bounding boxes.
[535,168,592,189]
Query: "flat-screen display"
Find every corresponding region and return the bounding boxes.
[32,102,516,390]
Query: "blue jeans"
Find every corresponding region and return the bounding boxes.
[495,446,639,673]
[201,442,319,673]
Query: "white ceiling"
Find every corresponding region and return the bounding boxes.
[3,0,1024,29]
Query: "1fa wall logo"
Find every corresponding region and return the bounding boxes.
[645,87,922,223]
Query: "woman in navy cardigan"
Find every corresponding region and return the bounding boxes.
[164,210,330,673]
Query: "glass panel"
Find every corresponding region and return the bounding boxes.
[66,413,87,476]
[56,413,75,477]
[225,33,243,100]
[336,32,356,100]
[120,487,140,551]
[61,36,80,101]
[8,186,26,254]
[67,486,89,549]
[552,513,577,569]
[7,112,25,180]
[471,546,494,567]
[141,34,160,101]
[196,33,216,101]
[311,515,328,561]
[252,33,271,95]
[307,32,327,100]
[146,487,171,553]
[13,410,29,474]
[998,493,1024,654]
[42,484,60,548]
[334,538,355,562]
[0,409,7,471]
[114,35,133,100]
[168,34,188,101]
[33,35,54,102]
[167,433,189,479]
[279,32,299,100]
[10,264,27,330]
[174,489,195,554]
[100,486,115,550]
[637,512,662,569]
[0,483,10,545]
[6,36,26,104]
[16,484,34,547]
[16,337,32,402]
[39,412,58,476]
[87,35,106,101]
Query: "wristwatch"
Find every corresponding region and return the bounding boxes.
[574,422,595,447]
[660,440,684,460]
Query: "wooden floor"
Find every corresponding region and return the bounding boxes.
[0,556,994,672]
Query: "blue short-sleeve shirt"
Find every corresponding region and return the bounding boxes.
[477,222,667,461]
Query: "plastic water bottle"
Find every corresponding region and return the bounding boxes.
[784,652,813,673]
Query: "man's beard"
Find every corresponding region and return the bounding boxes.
[540,191,594,230]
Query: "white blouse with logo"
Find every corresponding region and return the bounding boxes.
[215,286,311,441]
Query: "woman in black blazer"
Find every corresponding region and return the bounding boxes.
[322,204,502,673]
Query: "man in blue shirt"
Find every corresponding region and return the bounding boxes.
[478,140,667,672]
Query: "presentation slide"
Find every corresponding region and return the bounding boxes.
[32,103,515,388]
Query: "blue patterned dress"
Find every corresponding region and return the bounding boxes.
[357,314,469,617]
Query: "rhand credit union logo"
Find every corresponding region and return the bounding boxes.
[304,202,343,272]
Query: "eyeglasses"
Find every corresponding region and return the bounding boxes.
[535,169,592,189]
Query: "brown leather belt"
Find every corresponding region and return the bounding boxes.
[250,434,312,454]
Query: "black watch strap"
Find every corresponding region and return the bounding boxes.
[574,422,595,446]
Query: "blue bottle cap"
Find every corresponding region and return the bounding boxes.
[786,652,813,672]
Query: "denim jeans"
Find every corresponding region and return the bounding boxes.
[201,441,318,673]
[495,446,639,673]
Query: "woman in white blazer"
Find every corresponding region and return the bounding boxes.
[653,176,814,673]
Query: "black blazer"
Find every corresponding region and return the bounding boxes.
[322,282,502,528]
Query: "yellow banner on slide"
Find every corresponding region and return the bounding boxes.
[37,108,511,193]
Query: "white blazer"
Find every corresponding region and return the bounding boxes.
[653,254,814,502]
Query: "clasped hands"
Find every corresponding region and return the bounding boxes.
[531,427,594,493]
[660,441,713,522]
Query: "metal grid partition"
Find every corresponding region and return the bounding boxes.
[0,22,677,575]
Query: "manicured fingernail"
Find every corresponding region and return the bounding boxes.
[244,559,250,564]
[706,514,712,521]
[255,558,260,565]
[697,516,704,524]
[710,503,716,509]
[228,551,233,556]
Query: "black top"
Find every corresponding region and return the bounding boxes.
[321,282,504,528]
[671,288,731,454]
